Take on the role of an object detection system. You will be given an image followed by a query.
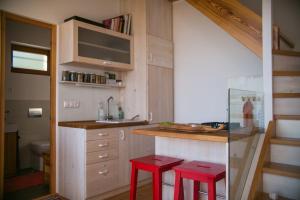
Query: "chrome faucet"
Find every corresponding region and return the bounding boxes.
[106,96,114,120]
[130,114,140,121]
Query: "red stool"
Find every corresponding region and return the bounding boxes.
[173,161,226,200]
[130,155,184,200]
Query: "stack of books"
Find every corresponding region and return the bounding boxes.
[102,14,132,35]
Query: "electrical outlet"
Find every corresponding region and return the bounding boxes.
[64,100,80,108]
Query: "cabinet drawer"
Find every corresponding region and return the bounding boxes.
[86,160,118,198]
[86,139,118,153]
[86,129,117,141]
[86,149,118,165]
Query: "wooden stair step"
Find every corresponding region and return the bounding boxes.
[273,93,300,98]
[274,115,300,120]
[273,50,300,57]
[263,162,300,179]
[273,71,300,76]
[270,137,300,147]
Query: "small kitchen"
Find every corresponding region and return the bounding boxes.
[0,0,265,200]
[56,1,263,200]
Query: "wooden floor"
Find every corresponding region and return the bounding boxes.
[104,184,152,200]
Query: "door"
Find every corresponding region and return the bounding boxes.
[148,65,174,123]
[0,12,57,198]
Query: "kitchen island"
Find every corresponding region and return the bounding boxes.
[132,127,229,200]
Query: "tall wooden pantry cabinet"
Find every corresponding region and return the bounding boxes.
[122,0,174,124]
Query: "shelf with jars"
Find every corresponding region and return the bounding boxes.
[60,70,125,89]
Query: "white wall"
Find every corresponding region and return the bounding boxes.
[0,0,123,121]
[173,1,263,123]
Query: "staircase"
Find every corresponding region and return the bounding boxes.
[261,50,300,200]
[186,0,262,58]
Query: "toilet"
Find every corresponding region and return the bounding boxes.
[30,140,50,171]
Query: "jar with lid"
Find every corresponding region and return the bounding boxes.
[90,74,96,83]
[69,71,77,82]
[61,70,70,81]
[83,73,90,83]
[96,75,101,84]
[77,72,83,82]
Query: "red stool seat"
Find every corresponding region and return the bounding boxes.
[173,161,226,200]
[130,155,184,200]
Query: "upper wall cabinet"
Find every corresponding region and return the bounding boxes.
[146,0,173,41]
[147,35,173,68]
[60,20,134,71]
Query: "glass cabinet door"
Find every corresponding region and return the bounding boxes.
[77,27,131,64]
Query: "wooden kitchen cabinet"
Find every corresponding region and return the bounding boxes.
[58,125,154,200]
[148,65,174,123]
[118,126,155,187]
[146,0,173,41]
[122,0,174,124]
[60,20,133,71]
[147,35,173,68]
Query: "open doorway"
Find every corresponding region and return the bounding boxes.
[0,12,56,199]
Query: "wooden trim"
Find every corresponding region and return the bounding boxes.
[5,12,52,29]
[0,11,5,197]
[273,93,300,98]
[11,44,50,76]
[273,71,300,77]
[248,121,275,200]
[273,49,300,57]
[270,137,300,147]
[49,24,57,194]
[274,115,300,120]
[0,12,57,197]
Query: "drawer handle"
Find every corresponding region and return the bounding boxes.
[98,143,109,148]
[98,169,109,176]
[98,154,109,159]
[98,133,108,137]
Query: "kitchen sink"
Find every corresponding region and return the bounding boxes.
[95,119,144,124]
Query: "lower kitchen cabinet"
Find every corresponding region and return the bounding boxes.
[58,125,154,200]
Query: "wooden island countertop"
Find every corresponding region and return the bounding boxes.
[132,127,229,143]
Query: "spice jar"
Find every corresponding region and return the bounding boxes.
[77,72,83,82]
[100,75,106,84]
[96,75,101,84]
[61,70,70,81]
[83,73,90,83]
[69,71,77,82]
[90,74,96,83]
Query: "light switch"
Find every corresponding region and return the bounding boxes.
[64,101,69,108]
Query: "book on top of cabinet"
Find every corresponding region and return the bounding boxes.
[102,14,132,35]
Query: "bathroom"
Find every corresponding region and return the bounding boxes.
[4,17,51,198]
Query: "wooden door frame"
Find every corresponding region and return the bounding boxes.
[0,11,57,196]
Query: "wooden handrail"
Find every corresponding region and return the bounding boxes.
[186,0,262,58]
[248,121,276,200]
[273,25,295,50]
